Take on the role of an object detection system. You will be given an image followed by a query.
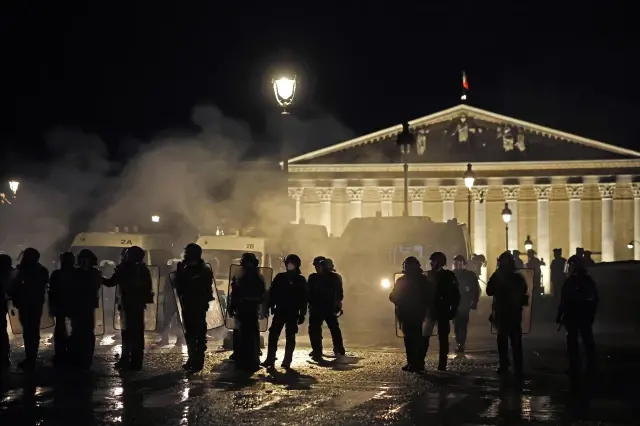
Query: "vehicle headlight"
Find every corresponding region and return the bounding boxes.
[380,278,391,289]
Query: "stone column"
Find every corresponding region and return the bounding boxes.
[599,183,616,262]
[633,183,640,260]
[347,187,364,223]
[471,186,488,284]
[534,185,551,290]
[409,187,425,216]
[502,186,520,252]
[316,188,333,235]
[439,187,457,221]
[378,187,395,217]
[288,188,304,224]
[566,184,584,255]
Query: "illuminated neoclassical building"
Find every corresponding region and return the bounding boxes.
[286,104,640,292]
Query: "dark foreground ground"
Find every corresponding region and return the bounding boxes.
[1,324,638,425]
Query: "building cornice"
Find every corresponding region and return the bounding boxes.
[288,159,640,174]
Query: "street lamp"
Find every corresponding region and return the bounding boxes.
[151,215,160,223]
[272,75,297,115]
[626,240,640,249]
[524,235,533,251]
[463,163,476,240]
[8,180,19,198]
[396,122,415,217]
[501,202,512,251]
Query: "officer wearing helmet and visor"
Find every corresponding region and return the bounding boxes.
[262,254,307,369]
[557,254,598,381]
[452,255,481,354]
[48,252,76,366]
[390,256,434,372]
[486,251,528,380]
[228,252,266,371]
[103,246,154,370]
[8,247,49,371]
[426,252,460,371]
[173,243,214,373]
[0,254,13,370]
[307,256,345,361]
[69,249,102,369]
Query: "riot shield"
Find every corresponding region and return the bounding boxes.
[95,286,105,336]
[63,286,105,336]
[392,272,437,338]
[113,265,160,331]
[225,264,273,332]
[171,263,226,332]
[490,268,534,335]
[7,294,56,335]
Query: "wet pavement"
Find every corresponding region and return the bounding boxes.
[1,328,638,425]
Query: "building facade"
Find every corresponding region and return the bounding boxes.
[286,105,640,292]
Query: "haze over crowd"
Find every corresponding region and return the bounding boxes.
[0,105,354,256]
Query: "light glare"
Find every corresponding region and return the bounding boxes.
[380,278,391,289]
[151,215,160,223]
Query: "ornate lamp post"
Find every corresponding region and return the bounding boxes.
[463,163,476,240]
[272,76,297,115]
[627,240,640,249]
[502,202,512,251]
[272,75,297,174]
[396,122,415,217]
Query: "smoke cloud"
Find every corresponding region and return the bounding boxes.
[0,104,354,259]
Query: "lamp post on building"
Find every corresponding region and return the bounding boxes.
[627,240,640,249]
[502,202,512,251]
[463,163,476,240]
[524,235,533,251]
[396,122,415,217]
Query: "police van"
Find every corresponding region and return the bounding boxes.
[194,234,270,300]
[336,216,471,323]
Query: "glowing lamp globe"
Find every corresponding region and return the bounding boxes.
[463,163,475,189]
[273,76,297,110]
[8,180,19,195]
[524,235,533,251]
[151,215,160,223]
[501,203,512,224]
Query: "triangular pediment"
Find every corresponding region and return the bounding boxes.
[288,105,640,165]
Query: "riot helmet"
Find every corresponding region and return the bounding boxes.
[0,254,12,270]
[183,243,203,262]
[77,249,98,268]
[19,247,40,265]
[497,251,516,271]
[402,256,421,273]
[125,246,145,263]
[240,252,259,268]
[60,252,75,269]
[452,254,467,270]
[312,256,327,266]
[284,254,301,271]
[429,252,447,270]
[324,258,336,272]
[566,254,586,274]
[527,249,537,258]
[313,256,327,273]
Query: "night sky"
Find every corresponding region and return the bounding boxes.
[1,1,636,162]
